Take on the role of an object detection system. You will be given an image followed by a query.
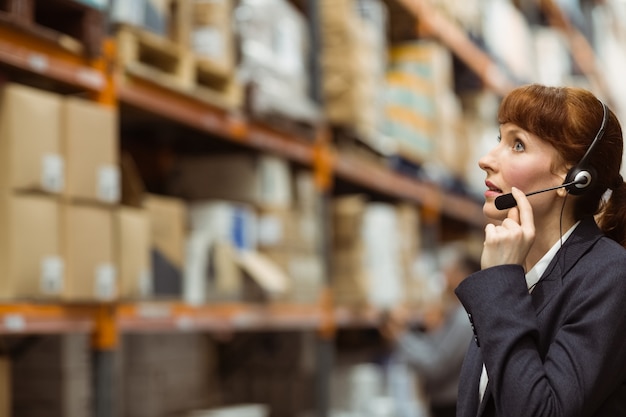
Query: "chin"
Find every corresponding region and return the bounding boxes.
[483,201,507,222]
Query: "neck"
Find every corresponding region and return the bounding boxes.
[525,211,577,272]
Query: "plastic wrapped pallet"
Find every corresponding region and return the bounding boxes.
[380,40,455,165]
[331,196,405,309]
[235,0,320,126]
[111,0,169,36]
[320,0,388,147]
[191,0,236,78]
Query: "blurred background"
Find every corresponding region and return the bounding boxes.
[0,0,622,416]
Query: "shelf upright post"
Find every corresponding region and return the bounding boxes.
[92,303,119,417]
[306,0,336,414]
[89,37,117,107]
[420,192,442,254]
[313,129,335,417]
[88,36,120,417]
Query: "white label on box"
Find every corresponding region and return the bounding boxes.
[258,214,283,246]
[176,315,194,331]
[41,256,64,295]
[76,68,106,90]
[111,0,145,25]
[98,165,121,203]
[28,53,48,72]
[95,263,117,300]
[3,314,25,331]
[41,154,64,193]
[139,268,153,297]
[192,27,224,60]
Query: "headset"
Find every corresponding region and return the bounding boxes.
[495,100,609,210]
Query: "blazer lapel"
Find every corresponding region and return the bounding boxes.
[532,217,602,314]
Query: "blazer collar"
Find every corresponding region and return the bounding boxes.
[531,217,603,313]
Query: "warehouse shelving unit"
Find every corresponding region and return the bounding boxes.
[0,1,503,417]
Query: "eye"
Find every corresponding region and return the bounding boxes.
[513,139,525,152]
[496,135,502,143]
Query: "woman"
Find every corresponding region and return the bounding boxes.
[455,84,626,417]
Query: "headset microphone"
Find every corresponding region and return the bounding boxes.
[495,176,589,210]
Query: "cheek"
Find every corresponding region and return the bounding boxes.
[501,161,530,188]
[502,160,551,192]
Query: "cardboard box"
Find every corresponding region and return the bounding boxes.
[0,357,9,417]
[167,154,292,209]
[61,96,120,204]
[144,193,187,268]
[0,83,64,194]
[12,334,91,417]
[62,203,117,301]
[191,0,236,77]
[0,194,64,300]
[115,206,152,299]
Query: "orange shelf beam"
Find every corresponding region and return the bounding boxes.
[0,303,94,334]
[116,302,322,333]
[0,24,106,92]
[117,75,315,166]
[334,150,440,202]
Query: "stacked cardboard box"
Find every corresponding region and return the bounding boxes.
[217,332,315,417]
[0,82,157,303]
[320,0,387,145]
[11,334,92,417]
[331,196,414,309]
[166,153,324,305]
[144,193,187,298]
[191,0,236,79]
[257,171,324,304]
[331,195,369,307]
[121,333,219,417]
[0,83,65,301]
[0,358,9,417]
[60,95,122,302]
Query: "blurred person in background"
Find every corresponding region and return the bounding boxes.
[380,243,481,417]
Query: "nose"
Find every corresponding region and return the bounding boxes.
[478,146,497,172]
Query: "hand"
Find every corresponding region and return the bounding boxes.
[481,187,535,270]
[422,303,444,331]
[379,305,409,342]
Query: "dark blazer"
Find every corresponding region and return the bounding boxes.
[455,217,626,417]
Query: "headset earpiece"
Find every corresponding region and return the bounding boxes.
[564,168,594,195]
[562,100,608,196]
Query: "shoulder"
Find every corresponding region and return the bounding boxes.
[572,235,626,294]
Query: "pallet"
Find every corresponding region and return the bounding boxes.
[192,56,242,110]
[116,23,244,111]
[116,24,195,91]
[244,83,320,141]
[0,0,105,58]
[332,125,389,165]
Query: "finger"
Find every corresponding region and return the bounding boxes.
[506,206,520,225]
[512,186,535,233]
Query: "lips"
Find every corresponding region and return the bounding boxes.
[485,181,502,193]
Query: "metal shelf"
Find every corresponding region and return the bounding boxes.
[116,302,323,333]
[0,303,94,334]
[0,24,106,92]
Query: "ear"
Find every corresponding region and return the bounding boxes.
[556,167,570,198]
